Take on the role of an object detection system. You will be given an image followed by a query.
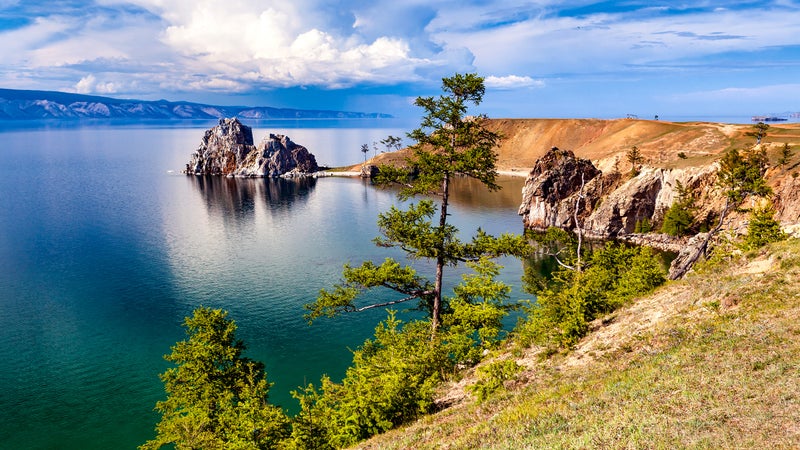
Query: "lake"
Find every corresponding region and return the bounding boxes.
[0,120,528,449]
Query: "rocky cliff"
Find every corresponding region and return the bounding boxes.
[185,118,319,177]
[518,147,722,241]
[518,142,800,278]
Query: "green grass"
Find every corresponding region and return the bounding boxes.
[356,239,800,449]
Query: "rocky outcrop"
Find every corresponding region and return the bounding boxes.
[185,118,318,177]
[517,147,602,230]
[519,147,720,239]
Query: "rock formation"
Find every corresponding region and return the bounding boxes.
[517,147,603,230]
[517,142,800,278]
[519,147,721,240]
[185,118,318,177]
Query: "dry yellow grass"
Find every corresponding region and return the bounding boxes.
[348,118,800,174]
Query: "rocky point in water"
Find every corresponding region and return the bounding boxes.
[184,118,319,177]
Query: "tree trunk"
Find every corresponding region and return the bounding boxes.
[432,171,449,335]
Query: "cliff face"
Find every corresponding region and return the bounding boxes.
[517,147,602,230]
[185,118,318,177]
[518,147,722,240]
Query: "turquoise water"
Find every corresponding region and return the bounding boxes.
[0,122,527,449]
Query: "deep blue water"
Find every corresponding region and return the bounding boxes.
[0,122,527,449]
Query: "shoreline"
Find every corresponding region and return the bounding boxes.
[317,168,531,178]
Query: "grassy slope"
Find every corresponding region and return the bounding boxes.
[356,239,800,449]
[350,119,800,173]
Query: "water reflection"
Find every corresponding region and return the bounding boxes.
[186,176,317,220]
[447,175,526,211]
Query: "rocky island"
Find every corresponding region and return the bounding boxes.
[184,118,318,177]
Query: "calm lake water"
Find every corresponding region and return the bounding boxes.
[0,120,528,449]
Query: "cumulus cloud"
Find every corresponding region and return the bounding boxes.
[485,75,544,90]
[126,0,437,89]
[74,74,118,94]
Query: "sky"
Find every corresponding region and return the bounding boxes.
[1,0,799,120]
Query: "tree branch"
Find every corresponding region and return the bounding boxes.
[354,291,435,312]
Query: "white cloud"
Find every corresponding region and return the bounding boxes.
[485,75,544,90]
[671,84,800,102]
[126,0,436,88]
[74,74,118,94]
[429,3,800,78]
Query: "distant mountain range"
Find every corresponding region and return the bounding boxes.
[0,88,391,120]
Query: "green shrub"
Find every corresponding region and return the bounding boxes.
[293,259,515,448]
[468,360,522,402]
[634,217,652,233]
[517,239,666,349]
[661,202,693,236]
[744,202,785,250]
[661,180,696,236]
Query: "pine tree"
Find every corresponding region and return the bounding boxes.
[141,307,288,450]
[627,145,644,178]
[304,73,526,335]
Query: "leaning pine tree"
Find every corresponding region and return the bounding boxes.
[304,73,526,336]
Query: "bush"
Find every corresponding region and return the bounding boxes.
[293,259,514,448]
[744,202,785,250]
[661,202,693,236]
[517,240,666,349]
[468,360,522,402]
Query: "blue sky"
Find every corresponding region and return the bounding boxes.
[1,0,798,119]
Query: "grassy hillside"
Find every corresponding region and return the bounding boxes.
[352,118,800,174]
[356,238,800,449]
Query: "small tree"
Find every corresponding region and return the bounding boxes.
[661,180,696,236]
[670,146,773,279]
[360,143,369,164]
[744,201,785,250]
[141,307,288,450]
[748,121,770,144]
[518,237,666,348]
[778,143,794,167]
[627,145,644,178]
[380,135,403,153]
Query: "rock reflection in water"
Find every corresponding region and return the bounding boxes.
[186,176,317,220]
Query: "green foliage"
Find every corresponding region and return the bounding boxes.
[444,259,513,363]
[627,145,643,178]
[517,237,666,349]
[634,217,652,233]
[141,307,288,450]
[778,143,794,167]
[747,121,770,143]
[307,73,526,335]
[294,313,452,448]
[468,360,522,403]
[717,147,772,205]
[296,260,515,447]
[661,180,696,236]
[377,73,502,198]
[743,202,786,250]
[661,204,693,236]
[297,74,528,447]
[379,135,403,152]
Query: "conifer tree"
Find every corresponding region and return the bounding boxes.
[141,307,288,450]
[305,73,526,335]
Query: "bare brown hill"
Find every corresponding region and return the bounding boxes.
[489,118,800,172]
[351,118,800,174]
